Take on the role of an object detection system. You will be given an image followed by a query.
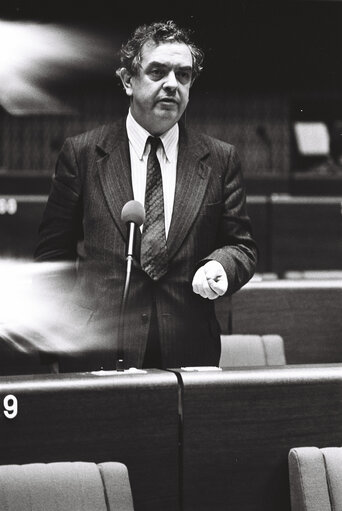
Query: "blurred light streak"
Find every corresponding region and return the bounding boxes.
[0,20,118,114]
[0,259,79,355]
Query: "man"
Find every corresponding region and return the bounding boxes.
[34,20,257,370]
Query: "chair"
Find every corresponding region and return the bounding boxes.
[288,446,342,511]
[219,334,286,367]
[0,461,134,511]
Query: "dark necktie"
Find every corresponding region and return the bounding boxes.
[141,136,168,280]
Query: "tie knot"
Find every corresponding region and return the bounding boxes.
[147,136,161,154]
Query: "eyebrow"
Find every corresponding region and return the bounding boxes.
[145,61,193,71]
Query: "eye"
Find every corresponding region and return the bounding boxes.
[176,70,192,84]
[148,68,165,80]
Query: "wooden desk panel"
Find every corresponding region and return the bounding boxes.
[232,280,342,364]
[247,196,270,273]
[177,365,342,511]
[0,370,179,511]
[0,173,51,195]
[0,195,47,259]
[271,196,342,273]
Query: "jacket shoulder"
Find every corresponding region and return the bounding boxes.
[66,121,122,149]
[186,127,236,155]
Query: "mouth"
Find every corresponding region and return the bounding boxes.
[158,97,178,104]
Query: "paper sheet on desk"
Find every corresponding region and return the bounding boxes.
[181,366,222,372]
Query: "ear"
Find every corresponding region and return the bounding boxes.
[117,67,133,97]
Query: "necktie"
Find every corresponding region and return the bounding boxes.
[141,136,168,280]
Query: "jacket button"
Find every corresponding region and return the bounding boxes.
[141,314,149,324]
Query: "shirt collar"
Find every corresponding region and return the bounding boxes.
[126,109,179,162]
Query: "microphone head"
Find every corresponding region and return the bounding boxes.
[121,200,145,227]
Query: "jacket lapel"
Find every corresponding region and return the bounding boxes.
[95,121,211,263]
[167,127,211,261]
[96,121,142,255]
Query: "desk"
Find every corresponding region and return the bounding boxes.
[176,364,342,511]
[232,279,342,364]
[0,370,179,511]
[271,195,342,273]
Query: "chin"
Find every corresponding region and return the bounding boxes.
[155,112,179,131]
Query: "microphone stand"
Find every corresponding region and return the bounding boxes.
[116,222,135,371]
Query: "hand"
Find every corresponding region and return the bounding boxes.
[192,260,228,300]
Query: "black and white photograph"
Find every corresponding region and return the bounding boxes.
[0,1,341,510]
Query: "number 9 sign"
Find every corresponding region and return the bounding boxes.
[3,395,18,419]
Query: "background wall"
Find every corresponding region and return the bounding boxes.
[0,1,341,179]
[0,92,290,175]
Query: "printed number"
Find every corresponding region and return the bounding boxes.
[0,198,17,215]
[3,395,18,419]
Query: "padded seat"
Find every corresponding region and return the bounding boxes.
[288,446,342,511]
[0,461,134,511]
[219,334,286,367]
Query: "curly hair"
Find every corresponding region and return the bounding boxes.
[116,20,204,82]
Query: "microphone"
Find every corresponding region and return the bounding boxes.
[116,201,145,371]
[121,200,145,259]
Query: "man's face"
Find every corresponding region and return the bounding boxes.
[124,41,193,136]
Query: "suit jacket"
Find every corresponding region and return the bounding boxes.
[34,118,257,370]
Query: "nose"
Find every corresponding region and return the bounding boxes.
[163,70,178,90]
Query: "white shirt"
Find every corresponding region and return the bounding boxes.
[126,110,178,237]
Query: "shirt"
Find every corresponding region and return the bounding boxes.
[126,110,178,237]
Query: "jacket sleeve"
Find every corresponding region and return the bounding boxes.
[205,145,258,295]
[34,137,83,263]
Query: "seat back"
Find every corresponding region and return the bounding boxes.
[219,334,286,367]
[289,447,342,511]
[288,447,331,511]
[0,461,134,511]
[99,462,135,511]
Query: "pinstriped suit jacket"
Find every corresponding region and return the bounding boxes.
[35,118,257,370]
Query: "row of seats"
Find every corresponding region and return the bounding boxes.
[0,333,285,376]
[1,194,342,274]
[0,366,341,511]
[0,440,335,511]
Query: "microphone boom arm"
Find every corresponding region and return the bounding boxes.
[116,222,135,371]
[116,200,145,371]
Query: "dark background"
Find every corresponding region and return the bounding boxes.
[1,1,342,176]
[2,1,342,93]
